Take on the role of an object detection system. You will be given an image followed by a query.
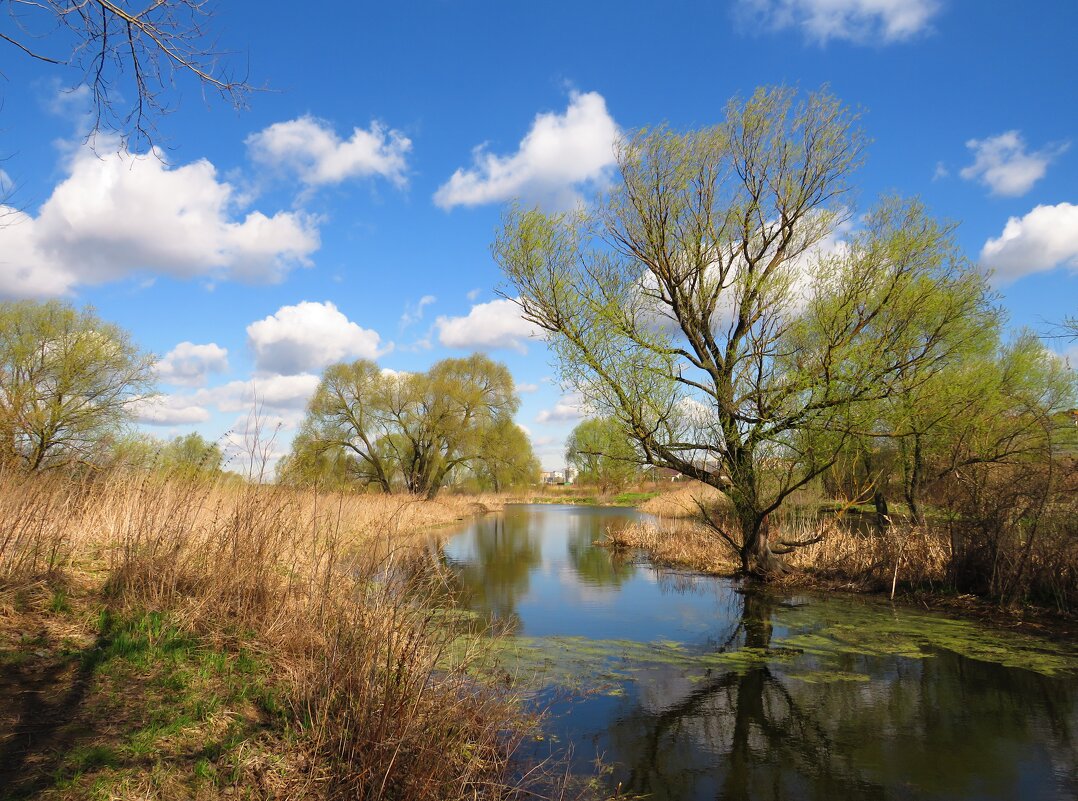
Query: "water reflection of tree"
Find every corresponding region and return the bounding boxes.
[439,510,543,630]
[608,592,877,800]
[602,591,1077,800]
[566,516,636,588]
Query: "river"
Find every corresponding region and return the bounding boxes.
[440,504,1077,800]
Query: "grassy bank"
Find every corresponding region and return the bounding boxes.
[0,469,549,801]
[605,484,1078,630]
[512,486,663,508]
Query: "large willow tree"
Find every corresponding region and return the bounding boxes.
[494,86,995,576]
[288,354,527,498]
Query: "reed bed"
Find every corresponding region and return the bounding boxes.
[0,467,551,800]
[604,518,740,574]
[619,474,1075,611]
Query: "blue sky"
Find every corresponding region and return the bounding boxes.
[2,0,1076,470]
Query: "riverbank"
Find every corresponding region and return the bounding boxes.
[602,486,1078,639]
[507,486,663,508]
[0,471,539,801]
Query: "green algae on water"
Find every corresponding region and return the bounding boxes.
[773,600,1078,677]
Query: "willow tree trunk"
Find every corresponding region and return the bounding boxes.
[739,511,792,577]
[873,490,891,533]
[904,436,927,527]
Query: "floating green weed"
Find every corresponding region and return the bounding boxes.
[449,594,1078,697]
[774,601,1078,677]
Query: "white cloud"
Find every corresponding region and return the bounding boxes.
[132,395,212,426]
[537,394,585,424]
[517,382,539,393]
[466,288,482,301]
[960,131,1068,197]
[246,116,411,187]
[434,91,619,210]
[980,203,1078,283]
[155,342,229,387]
[738,0,940,44]
[932,161,949,181]
[435,298,544,353]
[247,301,390,375]
[0,141,319,298]
[400,294,436,329]
[201,373,322,414]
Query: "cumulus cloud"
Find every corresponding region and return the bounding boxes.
[960,131,1068,197]
[435,298,544,353]
[132,395,212,426]
[737,0,940,44]
[247,301,390,375]
[155,342,229,387]
[980,203,1078,283]
[135,372,322,431]
[202,373,322,414]
[536,394,585,424]
[434,91,619,210]
[0,142,319,298]
[246,116,411,187]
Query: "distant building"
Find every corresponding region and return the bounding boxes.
[541,467,579,485]
[541,470,564,485]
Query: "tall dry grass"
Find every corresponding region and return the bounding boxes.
[0,466,547,800]
[621,469,1077,611]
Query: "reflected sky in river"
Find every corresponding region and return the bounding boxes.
[441,505,1078,801]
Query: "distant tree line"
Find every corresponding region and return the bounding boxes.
[277,354,539,497]
[0,300,538,496]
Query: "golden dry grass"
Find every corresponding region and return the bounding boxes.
[618,484,951,593]
[604,519,740,574]
[0,467,546,801]
[637,483,726,519]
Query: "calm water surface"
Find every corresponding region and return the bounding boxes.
[441,504,1078,801]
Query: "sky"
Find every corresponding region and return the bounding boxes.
[1,0,1076,471]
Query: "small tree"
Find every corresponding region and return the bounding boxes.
[495,86,996,576]
[0,300,154,470]
[159,432,224,477]
[566,418,639,492]
[275,430,357,491]
[473,418,540,492]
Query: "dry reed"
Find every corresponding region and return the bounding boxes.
[0,468,548,800]
[615,487,952,594]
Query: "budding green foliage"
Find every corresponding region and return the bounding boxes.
[493,85,1010,575]
[565,418,640,491]
[0,300,154,471]
[282,353,536,497]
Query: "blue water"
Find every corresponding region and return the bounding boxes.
[442,504,1078,801]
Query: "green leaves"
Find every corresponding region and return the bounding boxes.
[285,354,530,496]
[0,300,154,470]
[493,85,1021,572]
[565,418,640,492]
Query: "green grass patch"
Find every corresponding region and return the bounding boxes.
[38,607,287,798]
[611,491,660,506]
[49,587,73,614]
